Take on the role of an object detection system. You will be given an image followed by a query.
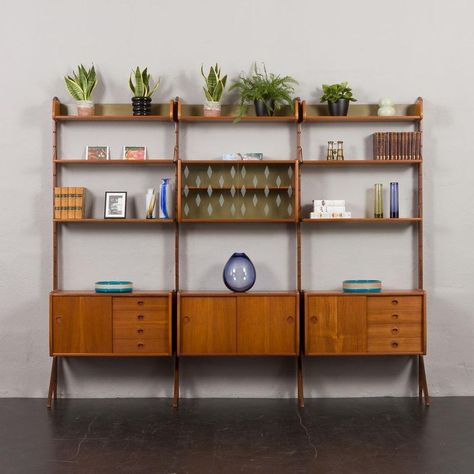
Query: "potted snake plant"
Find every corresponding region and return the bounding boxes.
[201,63,227,117]
[129,67,160,116]
[64,64,97,116]
[320,81,357,116]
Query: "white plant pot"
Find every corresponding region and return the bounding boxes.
[203,100,221,117]
[77,100,95,116]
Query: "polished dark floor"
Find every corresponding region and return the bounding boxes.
[0,398,472,474]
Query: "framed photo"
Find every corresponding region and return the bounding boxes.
[104,192,127,219]
[123,146,147,160]
[86,146,110,160]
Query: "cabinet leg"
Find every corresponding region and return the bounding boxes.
[172,355,179,409]
[47,356,58,408]
[418,355,431,406]
[297,354,304,408]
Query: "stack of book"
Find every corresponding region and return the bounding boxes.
[373,132,422,160]
[310,200,351,219]
[54,187,87,219]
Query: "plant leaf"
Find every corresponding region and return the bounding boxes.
[65,76,84,100]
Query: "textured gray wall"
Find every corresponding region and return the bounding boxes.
[0,0,473,397]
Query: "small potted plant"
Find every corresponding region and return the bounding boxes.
[320,81,357,116]
[129,67,160,116]
[230,63,298,118]
[201,63,227,117]
[64,64,97,116]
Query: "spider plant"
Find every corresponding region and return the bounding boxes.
[229,63,298,119]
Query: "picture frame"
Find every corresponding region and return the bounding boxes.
[123,146,147,160]
[104,192,127,219]
[86,146,110,160]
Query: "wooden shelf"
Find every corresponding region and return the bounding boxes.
[302,160,422,166]
[180,218,296,223]
[54,218,174,223]
[176,97,299,123]
[304,289,425,296]
[50,290,172,296]
[302,218,421,223]
[52,98,174,122]
[301,98,423,123]
[178,291,299,297]
[180,159,297,165]
[54,159,175,165]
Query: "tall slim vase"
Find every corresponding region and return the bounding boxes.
[374,184,383,218]
[390,182,399,218]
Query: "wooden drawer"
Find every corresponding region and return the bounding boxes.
[367,337,422,353]
[113,338,169,354]
[114,309,168,324]
[368,323,422,338]
[368,296,422,313]
[113,296,168,311]
[113,320,168,340]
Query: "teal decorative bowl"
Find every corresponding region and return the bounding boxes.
[95,281,133,293]
[343,280,382,293]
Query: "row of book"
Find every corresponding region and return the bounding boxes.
[54,187,86,219]
[373,132,422,160]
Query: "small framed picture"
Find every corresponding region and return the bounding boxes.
[123,146,147,160]
[86,146,110,160]
[104,192,127,219]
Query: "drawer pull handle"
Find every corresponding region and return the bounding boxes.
[56,316,62,323]
[310,316,318,324]
[391,328,399,335]
[287,316,294,323]
[391,299,399,305]
[137,343,144,348]
[137,301,144,306]
[137,329,144,334]
[391,342,399,349]
[183,316,190,323]
[392,314,399,320]
[137,314,144,320]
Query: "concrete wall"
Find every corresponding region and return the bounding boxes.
[0,0,473,397]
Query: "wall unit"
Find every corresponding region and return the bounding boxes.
[48,96,429,408]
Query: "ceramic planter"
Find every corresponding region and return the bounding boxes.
[203,100,221,117]
[132,97,152,116]
[77,100,94,116]
[327,98,350,116]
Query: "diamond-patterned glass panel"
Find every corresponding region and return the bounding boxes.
[181,162,296,220]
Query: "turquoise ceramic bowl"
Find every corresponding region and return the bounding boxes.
[95,281,133,293]
[343,280,382,293]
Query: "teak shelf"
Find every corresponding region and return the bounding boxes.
[48,96,429,408]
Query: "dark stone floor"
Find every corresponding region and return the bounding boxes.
[0,398,472,474]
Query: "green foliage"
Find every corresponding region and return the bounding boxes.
[129,67,160,98]
[320,81,357,103]
[201,63,227,102]
[64,64,97,101]
[229,63,298,118]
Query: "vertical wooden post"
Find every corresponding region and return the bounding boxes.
[418,355,430,406]
[297,354,304,408]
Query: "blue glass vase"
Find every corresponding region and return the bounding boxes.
[223,253,256,292]
[390,182,399,218]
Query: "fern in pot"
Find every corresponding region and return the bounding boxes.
[64,64,97,116]
[201,63,227,117]
[320,81,357,116]
[230,63,298,119]
[129,67,160,116]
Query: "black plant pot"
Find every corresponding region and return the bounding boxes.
[327,98,350,116]
[254,99,275,117]
[132,96,152,116]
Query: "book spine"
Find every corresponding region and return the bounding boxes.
[385,132,389,160]
[373,133,378,160]
[60,187,66,219]
[74,187,82,219]
[313,200,345,207]
[54,187,61,219]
